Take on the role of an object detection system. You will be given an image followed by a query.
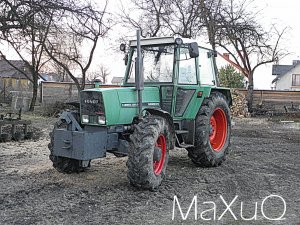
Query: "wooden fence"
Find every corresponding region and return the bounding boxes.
[40,82,121,104]
[26,83,300,112]
[238,89,300,112]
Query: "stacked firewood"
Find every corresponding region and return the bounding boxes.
[230,89,250,117]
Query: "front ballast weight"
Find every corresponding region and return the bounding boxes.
[49,111,130,173]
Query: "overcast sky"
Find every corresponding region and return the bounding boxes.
[251,0,300,89]
[98,0,300,89]
[2,0,299,89]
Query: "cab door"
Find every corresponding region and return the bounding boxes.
[172,45,199,119]
[173,46,217,120]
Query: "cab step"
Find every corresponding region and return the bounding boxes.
[175,130,189,135]
[175,131,194,148]
[178,143,194,148]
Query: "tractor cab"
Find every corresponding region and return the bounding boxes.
[122,37,218,119]
[119,37,222,144]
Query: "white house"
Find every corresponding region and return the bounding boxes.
[272,60,300,91]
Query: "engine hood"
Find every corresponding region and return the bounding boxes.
[81,86,160,125]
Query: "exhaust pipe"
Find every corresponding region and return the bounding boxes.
[135,30,144,117]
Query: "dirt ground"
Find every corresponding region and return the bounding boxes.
[0,115,299,225]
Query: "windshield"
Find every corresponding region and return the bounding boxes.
[127,45,174,83]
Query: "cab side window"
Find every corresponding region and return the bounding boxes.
[199,49,216,85]
[178,47,197,84]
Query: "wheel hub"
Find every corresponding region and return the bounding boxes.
[209,108,228,152]
[210,116,217,140]
[153,134,166,175]
[153,147,162,162]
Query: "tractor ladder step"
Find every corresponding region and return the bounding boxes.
[175,130,189,135]
[175,130,194,148]
[178,143,194,148]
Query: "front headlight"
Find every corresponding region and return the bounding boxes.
[98,115,106,124]
[82,115,89,123]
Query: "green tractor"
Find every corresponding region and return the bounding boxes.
[48,31,232,190]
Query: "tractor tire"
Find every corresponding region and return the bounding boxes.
[48,112,88,173]
[187,92,231,167]
[127,115,171,190]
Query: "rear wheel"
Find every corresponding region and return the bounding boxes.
[187,92,231,167]
[127,115,171,190]
[48,112,89,173]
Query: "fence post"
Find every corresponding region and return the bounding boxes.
[69,83,72,98]
[40,81,43,103]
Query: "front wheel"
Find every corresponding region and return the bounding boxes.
[127,115,171,190]
[187,92,231,167]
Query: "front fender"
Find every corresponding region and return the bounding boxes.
[144,108,175,149]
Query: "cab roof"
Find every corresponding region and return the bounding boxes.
[129,36,196,47]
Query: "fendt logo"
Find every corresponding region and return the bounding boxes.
[84,99,99,104]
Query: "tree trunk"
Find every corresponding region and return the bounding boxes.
[81,73,86,90]
[247,72,254,113]
[29,80,38,111]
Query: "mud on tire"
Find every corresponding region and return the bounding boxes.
[187,92,231,167]
[127,115,172,190]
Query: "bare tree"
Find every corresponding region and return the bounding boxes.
[43,0,111,91]
[87,64,110,84]
[214,0,287,111]
[162,0,203,38]
[119,0,287,112]
[199,0,223,50]
[0,0,55,110]
[42,59,74,82]
[120,0,205,38]
[0,0,112,110]
[98,64,110,84]
[119,0,167,37]
[0,0,27,32]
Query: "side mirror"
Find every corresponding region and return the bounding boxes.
[188,42,199,58]
[120,43,126,52]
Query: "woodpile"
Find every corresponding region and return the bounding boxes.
[230,89,250,117]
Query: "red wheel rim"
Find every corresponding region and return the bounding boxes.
[209,108,228,152]
[153,134,166,175]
